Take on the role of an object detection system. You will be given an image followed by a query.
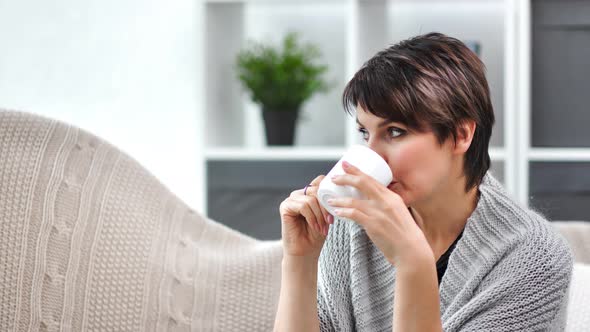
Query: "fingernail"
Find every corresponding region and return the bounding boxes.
[328,214,334,224]
[342,161,350,169]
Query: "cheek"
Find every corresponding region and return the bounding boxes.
[390,140,445,184]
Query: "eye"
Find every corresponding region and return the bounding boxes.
[357,126,405,141]
[357,127,369,141]
[387,127,405,139]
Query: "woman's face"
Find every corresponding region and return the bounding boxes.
[356,108,458,206]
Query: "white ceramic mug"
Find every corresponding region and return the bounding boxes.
[317,144,393,216]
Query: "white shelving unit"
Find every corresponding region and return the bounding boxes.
[196,0,588,218]
[515,0,590,215]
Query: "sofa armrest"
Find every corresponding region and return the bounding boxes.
[552,221,590,264]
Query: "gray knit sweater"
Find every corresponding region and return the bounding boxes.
[317,173,574,331]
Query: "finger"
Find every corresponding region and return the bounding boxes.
[301,175,332,225]
[331,172,381,200]
[319,204,333,225]
[303,183,318,196]
[280,198,307,222]
[327,196,359,209]
[306,196,330,236]
[326,196,369,223]
[309,174,325,187]
[307,186,331,224]
[295,197,321,234]
[281,197,323,235]
[292,186,316,198]
[291,174,325,197]
[305,180,335,226]
[333,207,370,227]
[300,196,329,236]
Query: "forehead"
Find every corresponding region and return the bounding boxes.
[355,107,398,127]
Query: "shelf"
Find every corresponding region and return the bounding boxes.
[204,0,349,149]
[206,146,507,161]
[205,0,502,3]
[489,147,505,161]
[528,148,590,162]
[357,0,502,2]
[205,147,346,160]
[204,0,344,4]
[197,0,536,214]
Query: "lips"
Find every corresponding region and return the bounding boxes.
[387,182,397,190]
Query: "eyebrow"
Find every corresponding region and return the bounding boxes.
[356,118,395,128]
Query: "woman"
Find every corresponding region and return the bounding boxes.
[273,32,573,331]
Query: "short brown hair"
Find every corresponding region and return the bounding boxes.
[342,32,495,192]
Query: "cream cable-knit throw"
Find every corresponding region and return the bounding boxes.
[0,110,283,331]
[567,264,590,331]
[317,172,574,331]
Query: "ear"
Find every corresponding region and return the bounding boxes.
[453,119,476,154]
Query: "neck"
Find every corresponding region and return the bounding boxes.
[409,174,480,255]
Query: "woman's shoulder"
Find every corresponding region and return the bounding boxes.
[474,172,573,262]
[443,175,573,331]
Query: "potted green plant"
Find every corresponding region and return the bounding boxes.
[236,32,331,146]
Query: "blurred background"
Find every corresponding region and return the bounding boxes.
[1,0,588,240]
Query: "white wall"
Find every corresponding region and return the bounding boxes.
[0,0,202,209]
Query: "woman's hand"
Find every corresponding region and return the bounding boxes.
[279,175,334,259]
[328,161,432,267]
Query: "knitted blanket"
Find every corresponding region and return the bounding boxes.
[317,170,574,331]
[0,110,283,331]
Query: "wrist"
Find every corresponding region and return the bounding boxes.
[394,249,435,273]
[281,255,319,288]
[390,239,435,269]
[282,254,320,269]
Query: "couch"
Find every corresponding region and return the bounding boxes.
[0,110,588,331]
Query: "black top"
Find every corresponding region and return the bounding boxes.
[436,229,464,285]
